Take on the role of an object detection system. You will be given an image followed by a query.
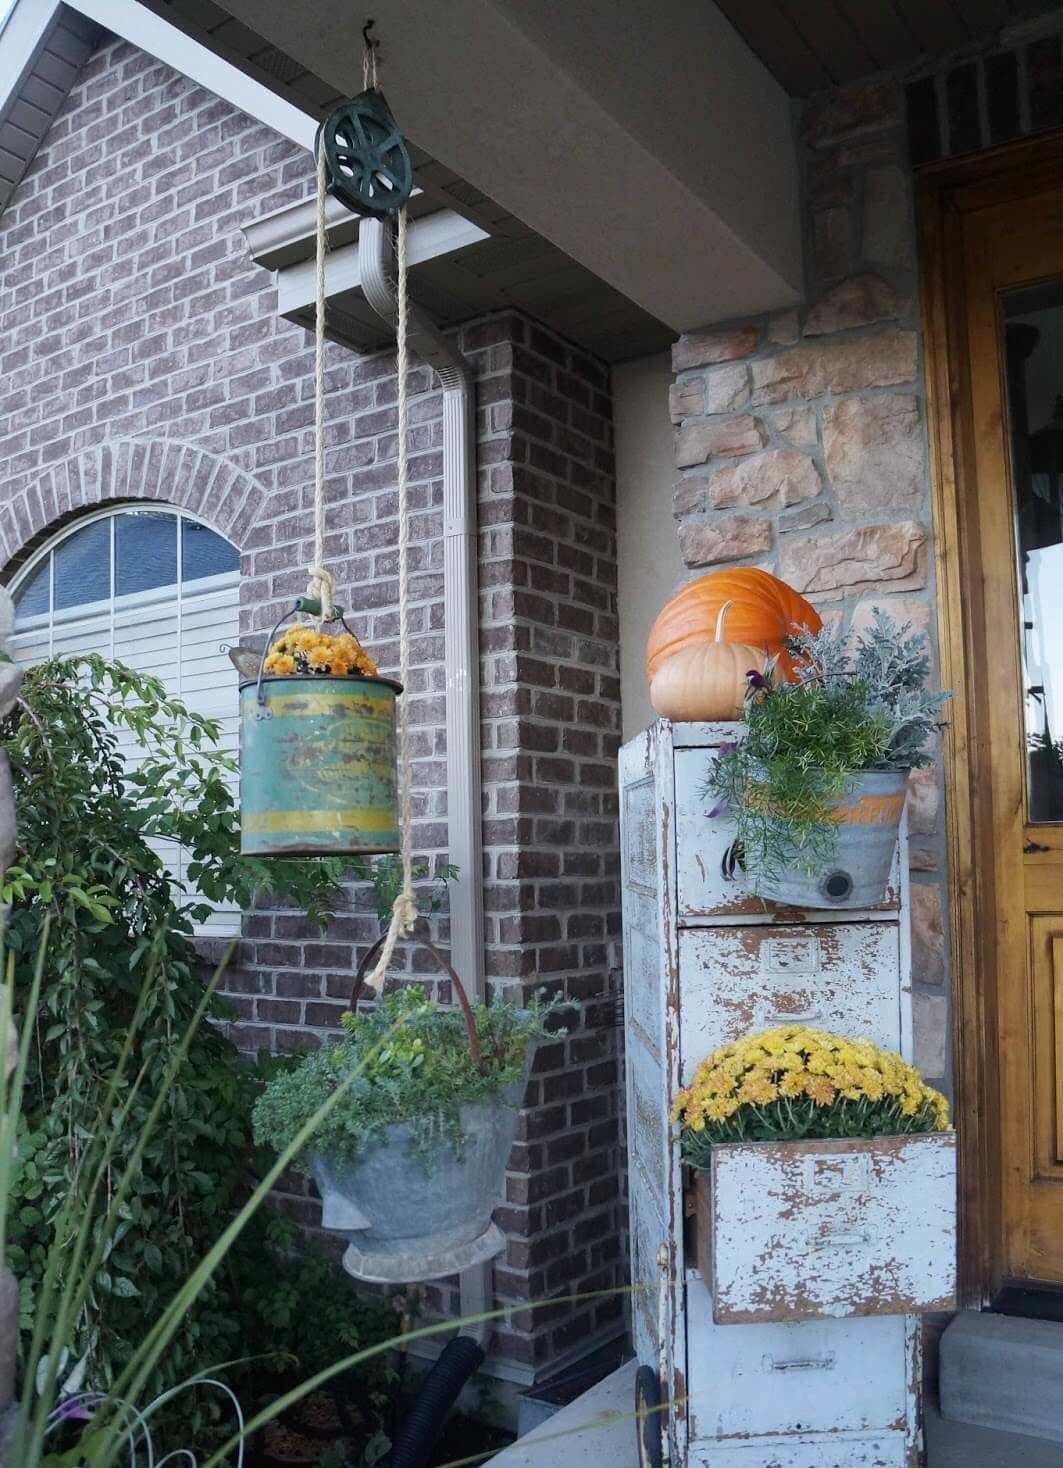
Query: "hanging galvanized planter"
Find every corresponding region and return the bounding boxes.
[239,599,403,858]
[315,937,527,1284]
[757,769,908,910]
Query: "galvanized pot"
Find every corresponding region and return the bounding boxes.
[313,934,529,1284]
[757,769,908,910]
[312,1085,524,1273]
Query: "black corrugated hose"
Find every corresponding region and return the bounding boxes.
[386,1334,486,1468]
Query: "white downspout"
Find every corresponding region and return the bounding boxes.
[360,217,492,1350]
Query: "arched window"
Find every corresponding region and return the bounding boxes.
[10,507,241,935]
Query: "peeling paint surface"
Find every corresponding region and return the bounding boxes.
[686,1436,908,1466]
[709,1136,957,1324]
[679,925,902,1083]
[619,723,931,1468]
[686,1302,908,1442]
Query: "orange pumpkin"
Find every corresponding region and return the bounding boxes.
[645,568,820,683]
[649,602,769,721]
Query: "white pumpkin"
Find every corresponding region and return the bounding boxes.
[649,602,769,721]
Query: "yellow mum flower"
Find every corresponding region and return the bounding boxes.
[806,1049,835,1075]
[738,1074,778,1106]
[779,1069,806,1098]
[704,1095,740,1122]
[804,1075,837,1107]
[264,652,296,675]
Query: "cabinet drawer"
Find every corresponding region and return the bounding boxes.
[686,1298,910,1443]
[705,1136,957,1323]
[674,747,900,921]
[678,925,902,1085]
[687,1435,908,1468]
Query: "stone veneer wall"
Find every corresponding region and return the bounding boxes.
[0,39,622,1381]
[669,78,948,1089]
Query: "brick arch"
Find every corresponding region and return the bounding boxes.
[0,439,268,573]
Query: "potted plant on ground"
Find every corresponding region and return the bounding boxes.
[253,947,562,1281]
[674,1025,956,1324]
[706,609,950,908]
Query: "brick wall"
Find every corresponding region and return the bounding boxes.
[0,38,622,1380]
[467,313,624,1373]
[668,79,949,1090]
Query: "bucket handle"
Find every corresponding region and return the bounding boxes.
[349,925,484,1072]
[252,596,351,708]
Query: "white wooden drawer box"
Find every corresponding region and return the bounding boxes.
[696,1135,956,1324]
[690,1291,916,1438]
[674,746,901,922]
[678,925,904,1084]
[688,1434,910,1467]
[685,1299,914,1444]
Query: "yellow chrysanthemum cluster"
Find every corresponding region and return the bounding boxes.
[264,624,378,679]
[672,1025,950,1135]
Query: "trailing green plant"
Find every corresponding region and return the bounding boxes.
[705,610,950,884]
[1,654,350,1440]
[252,986,564,1171]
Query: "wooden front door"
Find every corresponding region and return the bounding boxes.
[925,145,1063,1293]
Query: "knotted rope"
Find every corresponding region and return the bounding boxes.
[309,21,417,993]
[307,142,337,623]
[363,204,418,991]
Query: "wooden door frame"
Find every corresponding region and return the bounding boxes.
[918,129,1063,1306]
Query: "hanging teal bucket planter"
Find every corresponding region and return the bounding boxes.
[239,600,402,858]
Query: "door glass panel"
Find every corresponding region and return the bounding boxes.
[1003,284,1063,822]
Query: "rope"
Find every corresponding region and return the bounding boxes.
[362,24,379,91]
[306,142,336,623]
[363,203,417,993]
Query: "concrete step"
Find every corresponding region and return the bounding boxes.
[488,1361,638,1468]
[926,1395,1063,1467]
[939,1311,1063,1445]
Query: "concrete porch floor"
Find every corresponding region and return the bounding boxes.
[484,1363,1063,1467]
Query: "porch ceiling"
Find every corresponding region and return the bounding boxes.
[138,0,805,340]
[715,0,1063,98]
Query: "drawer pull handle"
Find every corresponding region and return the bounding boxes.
[765,1354,836,1374]
[765,1009,822,1027]
[807,1229,871,1251]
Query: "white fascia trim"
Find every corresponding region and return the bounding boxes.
[275,209,489,316]
[0,0,62,109]
[65,0,316,149]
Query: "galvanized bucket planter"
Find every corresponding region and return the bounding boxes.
[313,936,528,1284]
[240,672,403,857]
[758,769,908,910]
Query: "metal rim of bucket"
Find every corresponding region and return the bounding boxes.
[239,672,404,696]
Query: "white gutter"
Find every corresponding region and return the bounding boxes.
[274,210,488,320]
[359,216,491,1348]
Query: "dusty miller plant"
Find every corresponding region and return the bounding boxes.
[706,610,951,885]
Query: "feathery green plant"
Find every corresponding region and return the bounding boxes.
[706,611,950,885]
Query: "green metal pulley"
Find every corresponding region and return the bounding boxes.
[316,89,413,218]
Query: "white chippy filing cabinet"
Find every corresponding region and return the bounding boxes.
[619,721,935,1468]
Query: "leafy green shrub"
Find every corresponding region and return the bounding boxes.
[0,655,350,1436]
[706,610,950,884]
[253,987,560,1170]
